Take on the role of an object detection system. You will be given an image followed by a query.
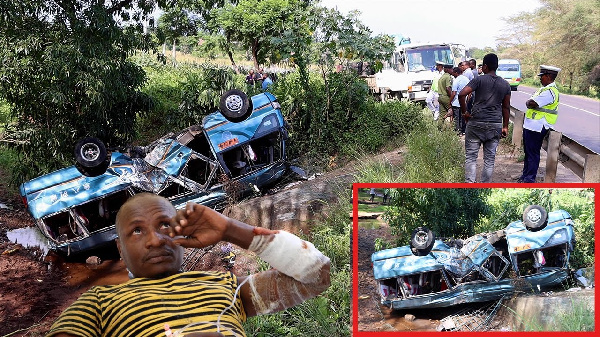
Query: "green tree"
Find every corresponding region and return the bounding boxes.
[156,7,200,65]
[384,188,491,245]
[0,0,167,182]
[311,7,394,72]
[498,0,600,93]
[212,0,307,70]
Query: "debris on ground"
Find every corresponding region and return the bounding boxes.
[436,297,505,331]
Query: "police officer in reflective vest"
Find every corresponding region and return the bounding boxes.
[518,65,561,183]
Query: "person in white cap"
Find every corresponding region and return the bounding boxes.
[518,65,561,183]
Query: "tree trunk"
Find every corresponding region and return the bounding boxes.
[172,41,177,67]
[224,33,238,74]
[252,39,260,71]
[568,71,573,90]
[162,42,166,56]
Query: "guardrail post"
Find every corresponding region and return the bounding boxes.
[544,130,562,183]
[583,154,600,182]
[511,110,524,148]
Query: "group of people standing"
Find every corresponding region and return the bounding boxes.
[426,53,562,183]
[245,68,273,91]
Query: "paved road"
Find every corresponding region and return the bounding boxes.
[510,85,600,154]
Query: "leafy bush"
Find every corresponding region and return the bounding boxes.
[384,188,491,245]
[271,69,425,170]
[138,63,242,143]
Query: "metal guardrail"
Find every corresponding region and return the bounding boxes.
[509,107,600,183]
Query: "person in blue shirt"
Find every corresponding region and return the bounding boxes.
[262,72,274,91]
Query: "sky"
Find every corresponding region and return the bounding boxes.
[318,0,542,49]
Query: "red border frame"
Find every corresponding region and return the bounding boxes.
[352,183,599,336]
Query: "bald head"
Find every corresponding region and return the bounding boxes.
[115,193,174,235]
[115,193,183,278]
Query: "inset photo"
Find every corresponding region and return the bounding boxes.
[354,186,596,334]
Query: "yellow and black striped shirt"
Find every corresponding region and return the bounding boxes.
[47,271,247,337]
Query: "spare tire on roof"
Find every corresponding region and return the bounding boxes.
[522,205,548,231]
[75,137,107,168]
[219,89,253,123]
[410,226,435,256]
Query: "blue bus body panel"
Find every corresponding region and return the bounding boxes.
[21,152,134,219]
[384,269,568,310]
[505,210,574,254]
[203,93,285,154]
[372,241,450,280]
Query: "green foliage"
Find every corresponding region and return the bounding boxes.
[137,62,239,143]
[552,298,595,331]
[311,7,395,70]
[178,63,238,119]
[0,0,160,183]
[385,188,492,245]
[0,145,21,200]
[272,69,425,168]
[0,99,11,126]
[497,0,600,97]
[399,120,464,183]
[353,154,403,184]
[243,191,351,336]
[374,237,394,252]
[212,0,309,69]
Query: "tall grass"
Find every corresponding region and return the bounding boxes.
[399,116,464,182]
[502,297,594,331]
[243,190,351,336]
[0,145,21,201]
[552,298,595,331]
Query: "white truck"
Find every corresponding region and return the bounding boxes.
[363,42,466,102]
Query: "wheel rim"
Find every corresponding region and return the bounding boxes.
[527,209,542,223]
[81,143,100,162]
[225,94,244,114]
[415,230,428,245]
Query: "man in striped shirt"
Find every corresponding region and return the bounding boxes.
[47,193,331,337]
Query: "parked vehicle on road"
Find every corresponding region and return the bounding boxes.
[497,59,522,91]
[20,90,301,256]
[362,42,466,102]
[371,205,575,309]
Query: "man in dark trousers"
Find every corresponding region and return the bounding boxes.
[518,65,561,183]
[458,53,511,183]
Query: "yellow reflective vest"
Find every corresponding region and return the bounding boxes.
[525,86,560,124]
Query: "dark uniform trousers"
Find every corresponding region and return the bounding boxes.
[521,127,550,182]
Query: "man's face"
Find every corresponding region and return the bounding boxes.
[116,195,184,278]
[539,73,552,86]
[460,62,469,72]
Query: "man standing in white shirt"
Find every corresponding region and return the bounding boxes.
[518,65,561,183]
[448,66,470,135]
